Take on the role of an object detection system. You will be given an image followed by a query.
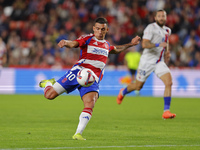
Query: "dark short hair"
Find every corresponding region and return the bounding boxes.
[95,17,108,26]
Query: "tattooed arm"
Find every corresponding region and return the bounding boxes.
[110,36,141,54]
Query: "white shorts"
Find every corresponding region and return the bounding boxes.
[136,61,171,82]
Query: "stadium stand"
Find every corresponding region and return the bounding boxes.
[0,0,199,69]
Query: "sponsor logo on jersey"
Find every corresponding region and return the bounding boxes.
[87,45,109,56]
[92,48,108,56]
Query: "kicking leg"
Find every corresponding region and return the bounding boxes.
[39,78,59,100]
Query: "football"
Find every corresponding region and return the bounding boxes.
[77,68,95,87]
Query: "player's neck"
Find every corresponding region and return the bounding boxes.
[94,36,105,42]
[155,22,164,28]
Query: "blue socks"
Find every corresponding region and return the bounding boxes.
[164,97,171,111]
[122,87,131,96]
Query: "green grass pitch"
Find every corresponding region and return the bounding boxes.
[0,94,200,150]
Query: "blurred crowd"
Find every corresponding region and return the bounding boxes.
[0,0,200,69]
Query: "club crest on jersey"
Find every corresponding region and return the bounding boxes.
[92,48,108,56]
[62,77,67,83]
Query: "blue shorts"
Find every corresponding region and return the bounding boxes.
[56,68,99,98]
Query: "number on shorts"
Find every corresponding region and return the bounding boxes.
[139,69,146,76]
[66,71,76,81]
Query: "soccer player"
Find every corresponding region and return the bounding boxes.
[39,17,141,140]
[116,10,176,119]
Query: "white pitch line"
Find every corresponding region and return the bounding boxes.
[1,145,200,150]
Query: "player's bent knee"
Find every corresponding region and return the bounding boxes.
[44,89,58,100]
[165,80,173,87]
[44,93,55,100]
[45,95,55,100]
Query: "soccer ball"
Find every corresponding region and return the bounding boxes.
[77,68,95,87]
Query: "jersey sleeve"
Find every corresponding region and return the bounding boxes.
[109,45,115,52]
[105,40,115,52]
[75,34,93,47]
[142,24,153,40]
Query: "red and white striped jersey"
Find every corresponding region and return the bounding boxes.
[74,34,114,82]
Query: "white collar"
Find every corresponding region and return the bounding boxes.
[154,22,166,30]
[93,36,106,43]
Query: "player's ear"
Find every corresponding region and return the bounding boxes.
[93,26,95,32]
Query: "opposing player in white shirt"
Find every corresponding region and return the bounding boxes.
[117,10,176,119]
[39,17,141,140]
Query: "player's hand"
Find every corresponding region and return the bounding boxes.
[131,36,141,45]
[58,40,68,48]
[159,42,167,47]
[164,51,171,63]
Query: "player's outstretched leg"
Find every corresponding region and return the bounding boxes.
[39,78,58,100]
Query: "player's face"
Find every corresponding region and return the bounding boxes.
[155,11,167,27]
[93,23,108,40]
